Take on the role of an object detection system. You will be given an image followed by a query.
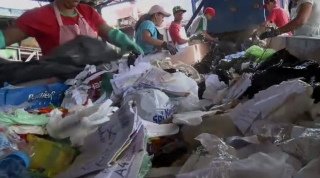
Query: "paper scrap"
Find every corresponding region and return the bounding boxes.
[56,101,141,178]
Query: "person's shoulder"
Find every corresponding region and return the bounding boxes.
[22,5,52,17]
[17,5,53,22]
[169,22,179,29]
[140,20,155,28]
[77,3,95,11]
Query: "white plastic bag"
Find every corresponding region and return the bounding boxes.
[46,99,117,146]
[123,89,175,123]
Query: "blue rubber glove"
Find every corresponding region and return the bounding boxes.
[107,29,144,55]
[0,31,6,49]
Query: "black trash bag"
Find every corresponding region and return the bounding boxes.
[214,69,233,85]
[0,58,84,85]
[244,60,319,98]
[193,44,225,74]
[198,81,206,99]
[0,36,120,85]
[214,56,255,74]
[44,35,121,66]
[310,67,320,103]
[152,141,189,168]
[127,52,139,67]
[255,48,300,71]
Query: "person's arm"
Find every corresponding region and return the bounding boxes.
[203,31,216,41]
[169,25,189,45]
[256,10,277,33]
[278,2,313,33]
[142,30,164,47]
[0,9,38,48]
[199,16,216,41]
[90,6,142,54]
[1,26,28,47]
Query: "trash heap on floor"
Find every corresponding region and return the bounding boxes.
[0,37,320,178]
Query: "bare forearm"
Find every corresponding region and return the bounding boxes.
[178,38,189,44]
[278,18,303,34]
[143,36,164,47]
[203,32,215,41]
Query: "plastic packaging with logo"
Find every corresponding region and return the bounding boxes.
[123,89,175,123]
[0,82,69,110]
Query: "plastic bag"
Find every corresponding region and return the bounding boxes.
[179,133,237,174]
[279,128,320,164]
[27,134,76,177]
[294,157,320,178]
[0,82,69,110]
[47,99,117,146]
[0,59,83,85]
[244,45,275,62]
[44,35,121,66]
[0,109,48,126]
[123,89,175,123]
[62,65,112,108]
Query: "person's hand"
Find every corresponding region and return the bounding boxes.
[125,40,144,55]
[108,29,144,55]
[212,37,219,42]
[161,41,178,55]
[259,29,280,40]
[190,33,204,42]
[252,30,258,38]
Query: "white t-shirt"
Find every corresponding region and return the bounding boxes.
[295,0,320,36]
[187,15,207,35]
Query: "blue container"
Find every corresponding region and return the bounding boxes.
[0,151,30,178]
[203,0,287,33]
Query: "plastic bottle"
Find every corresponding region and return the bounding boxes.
[0,151,30,178]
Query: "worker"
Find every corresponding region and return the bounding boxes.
[254,0,291,36]
[260,0,320,39]
[168,6,189,49]
[135,5,178,55]
[289,0,298,20]
[0,0,143,56]
[187,7,217,42]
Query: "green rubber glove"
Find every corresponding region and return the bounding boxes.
[108,29,144,55]
[0,31,6,49]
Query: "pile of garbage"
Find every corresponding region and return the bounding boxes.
[0,36,320,178]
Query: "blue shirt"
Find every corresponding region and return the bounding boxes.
[135,20,158,54]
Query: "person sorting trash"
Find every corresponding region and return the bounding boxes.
[135,5,178,55]
[0,0,143,56]
[168,6,189,49]
[187,7,218,42]
[253,0,291,37]
[260,0,320,39]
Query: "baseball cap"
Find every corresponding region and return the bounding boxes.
[148,5,171,17]
[204,7,216,17]
[173,6,187,14]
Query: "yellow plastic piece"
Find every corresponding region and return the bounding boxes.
[27,134,77,177]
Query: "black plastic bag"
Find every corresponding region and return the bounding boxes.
[255,48,300,71]
[244,60,319,98]
[44,35,121,66]
[0,59,83,85]
[0,36,120,85]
